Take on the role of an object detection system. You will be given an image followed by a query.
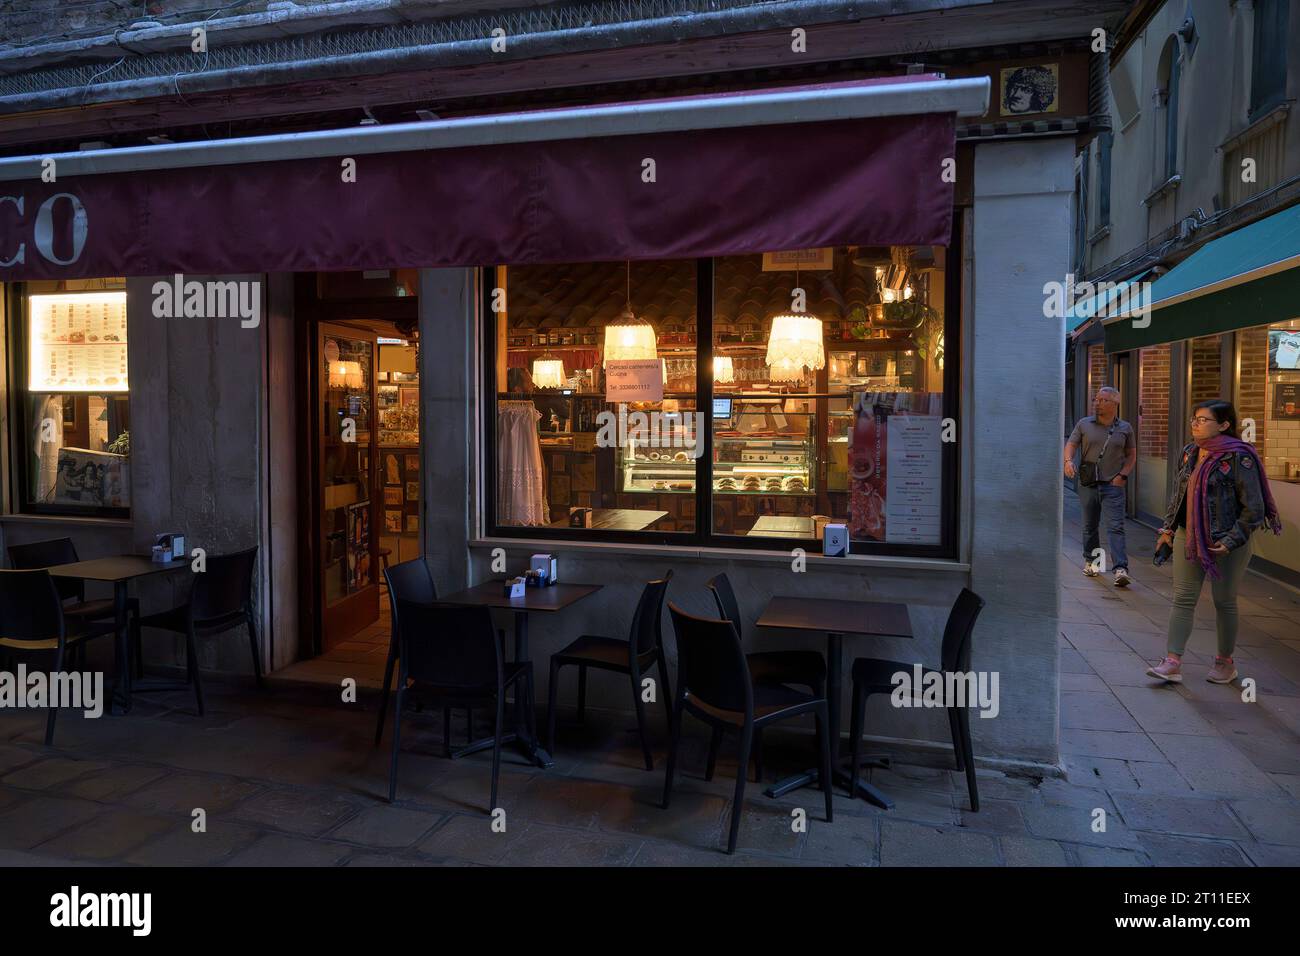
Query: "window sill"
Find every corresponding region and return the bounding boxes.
[1087,224,1111,245]
[1142,174,1181,206]
[0,513,133,528]
[470,536,969,573]
[1222,101,1290,152]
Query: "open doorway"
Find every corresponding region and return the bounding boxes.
[291,271,421,680]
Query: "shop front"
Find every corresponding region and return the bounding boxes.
[0,73,1079,770]
[1099,201,1300,585]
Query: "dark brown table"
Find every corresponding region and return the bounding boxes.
[756,595,912,809]
[439,581,602,768]
[49,555,191,715]
[748,516,815,538]
[549,509,667,532]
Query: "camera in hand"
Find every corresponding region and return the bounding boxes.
[1153,541,1173,566]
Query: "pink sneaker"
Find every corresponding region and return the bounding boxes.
[1145,656,1182,683]
[1206,657,1238,684]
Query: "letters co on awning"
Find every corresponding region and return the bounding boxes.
[0,75,985,279]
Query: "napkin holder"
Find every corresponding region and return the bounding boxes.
[823,523,849,557]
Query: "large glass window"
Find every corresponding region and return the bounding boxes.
[483,243,957,555]
[1240,320,1300,577]
[10,283,130,517]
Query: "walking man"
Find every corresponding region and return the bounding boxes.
[1064,386,1137,586]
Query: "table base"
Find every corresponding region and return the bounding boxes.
[452,732,554,769]
[765,754,894,810]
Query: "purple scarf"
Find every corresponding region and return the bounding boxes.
[1187,435,1282,579]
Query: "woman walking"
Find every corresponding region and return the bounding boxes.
[1146,400,1282,684]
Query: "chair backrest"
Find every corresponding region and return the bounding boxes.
[668,602,752,715]
[705,572,743,644]
[191,547,258,622]
[629,570,673,658]
[940,588,985,674]
[383,557,437,625]
[393,601,501,689]
[0,569,66,645]
[7,537,82,603]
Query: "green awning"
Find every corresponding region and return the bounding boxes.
[1104,202,1300,352]
[1067,270,1150,332]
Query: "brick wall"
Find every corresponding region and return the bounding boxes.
[1087,344,1108,397]
[1237,326,1269,458]
[1138,344,1170,457]
[1189,335,1222,403]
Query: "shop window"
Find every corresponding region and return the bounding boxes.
[1137,344,1171,519]
[1250,0,1290,119]
[483,244,958,556]
[1259,320,1300,481]
[7,282,130,518]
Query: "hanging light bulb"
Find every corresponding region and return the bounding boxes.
[603,262,657,366]
[713,356,735,384]
[766,314,825,382]
[532,356,565,389]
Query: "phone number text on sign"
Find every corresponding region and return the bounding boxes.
[605,359,664,403]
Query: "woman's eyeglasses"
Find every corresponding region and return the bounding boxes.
[1190,416,1218,426]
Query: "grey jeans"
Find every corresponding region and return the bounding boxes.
[1166,529,1254,658]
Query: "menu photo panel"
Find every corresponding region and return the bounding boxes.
[28,292,129,392]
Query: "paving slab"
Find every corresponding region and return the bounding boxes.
[879,819,1000,866]
[224,833,352,867]
[327,805,444,848]
[124,823,262,866]
[1061,691,1142,732]
[1226,797,1300,846]
[1111,792,1248,840]
[1135,832,1250,867]
[1,756,110,791]
[35,808,175,861]
[1148,733,1287,798]
[498,822,641,866]
[229,788,363,837]
[1021,803,1138,849]
[1060,728,1166,762]
[999,835,1069,866]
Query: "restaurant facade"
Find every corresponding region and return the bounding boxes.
[0,0,1132,773]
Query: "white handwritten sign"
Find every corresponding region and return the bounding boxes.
[605,359,663,402]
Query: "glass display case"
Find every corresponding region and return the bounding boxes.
[712,397,815,495]
[617,403,701,494]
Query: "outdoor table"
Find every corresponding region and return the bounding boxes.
[48,555,191,715]
[755,595,912,809]
[548,509,668,531]
[439,580,602,769]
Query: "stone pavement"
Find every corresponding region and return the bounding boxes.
[0,500,1296,867]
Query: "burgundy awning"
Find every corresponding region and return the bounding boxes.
[0,75,981,279]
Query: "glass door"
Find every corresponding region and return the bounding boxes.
[318,325,379,648]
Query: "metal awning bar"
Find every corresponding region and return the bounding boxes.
[0,75,989,182]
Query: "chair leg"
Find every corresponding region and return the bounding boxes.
[946,706,965,772]
[185,626,205,717]
[726,724,753,854]
[753,728,763,783]
[490,691,505,815]
[524,669,538,742]
[374,643,398,747]
[246,609,264,689]
[44,646,65,746]
[631,671,654,771]
[956,705,979,812]
[387,685,405,803]
[848,680,865,800]
[705,725,722,782]
[546,658,562,754]
[129,609,143,679]
[576,665,587,724]
[661,696,685,810]
[815,706,833,823]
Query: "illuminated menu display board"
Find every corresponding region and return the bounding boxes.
[28,292,129,393]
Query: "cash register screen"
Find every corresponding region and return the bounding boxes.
[712,398,733,419]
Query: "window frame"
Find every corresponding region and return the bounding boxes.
[1249,0,1290,121]
[481,225,961,559]
[5,282,132,520]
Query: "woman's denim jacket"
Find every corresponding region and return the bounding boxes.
[1161,442,1269,551]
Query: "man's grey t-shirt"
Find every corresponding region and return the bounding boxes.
[1068,416,1134,481]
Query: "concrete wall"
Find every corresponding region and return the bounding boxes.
[969,138,1071,767]
[126,274,268,677]
[417,136,1072,771]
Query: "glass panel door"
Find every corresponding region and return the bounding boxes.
[319,327,378,647]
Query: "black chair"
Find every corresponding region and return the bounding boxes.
[375,556,437,747]
[546,571,674,770]
[0,569,116,745]
[133,547,262,715]
[848,588,985,811]
[706,572,826,782]
[662,602,832,855]
[8,538,141,675]
[386,600,535,809]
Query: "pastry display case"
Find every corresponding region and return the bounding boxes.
[712,397,815,495]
